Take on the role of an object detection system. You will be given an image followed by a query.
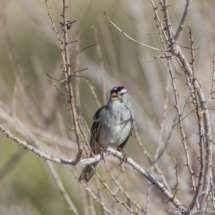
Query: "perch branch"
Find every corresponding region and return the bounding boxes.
[0,124,185,213]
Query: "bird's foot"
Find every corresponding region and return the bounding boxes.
[100,148,106,164]
[117,147,127,166]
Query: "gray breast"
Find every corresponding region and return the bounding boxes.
[97,102,134,148]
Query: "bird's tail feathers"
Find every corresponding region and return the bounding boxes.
[78,161,99,182]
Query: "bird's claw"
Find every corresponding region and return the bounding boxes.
[117,147,127,166]
[100,148,105,164]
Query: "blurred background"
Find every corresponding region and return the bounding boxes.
[0,0,215,214]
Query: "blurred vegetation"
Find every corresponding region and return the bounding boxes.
[1,0,215,214]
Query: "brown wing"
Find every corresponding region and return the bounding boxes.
[89,106,104,155]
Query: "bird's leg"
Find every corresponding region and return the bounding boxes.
[89,148,95,157]
[100,148,105,164]
[117,146,127,166]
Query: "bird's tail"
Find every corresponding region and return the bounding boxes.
[78,161,99,182]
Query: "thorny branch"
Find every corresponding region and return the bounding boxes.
[46,0,83,164]
[160,0,213,213]
[168,60,196,197]
[0,123,186,213]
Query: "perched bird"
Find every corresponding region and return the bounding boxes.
[79,86,135,182]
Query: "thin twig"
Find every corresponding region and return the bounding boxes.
[105,165,149,214]
[149,0,169,45]
[185,77,204,212]
[172,157,181,198]
[74,42,81,114]
[68,32,85,55]
[79,184,89,215]
[70,43,96,55]
[73,68,88,74]
[175,42,200,51]
[134,127,171,192]
[104,12,164,52]
[168,60,196,193]
[46,71,60,81]
[145,167,153,214]
[62,0,83,164]
[200,54,215,116]
[97,17,121,84]
[0,124,61,164]
[46,161,79,214]
[68,166,113,214]
[174,0,192,41]
[54,85,67,101]
[89,194,96,215]
[174,108,196,126]
[181,92,192,117]
[95,178,107,215]
[0,149,26,180]
[86,80,101,108]
[153,69,170,162]
[95,173,139,215]
[189,27,195,75]
[157,117,176,161]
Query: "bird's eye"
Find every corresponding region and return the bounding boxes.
[120,93,124,96]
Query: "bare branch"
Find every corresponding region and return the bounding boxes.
[54,85,67,101]
[70,43,96,55]
[174,0,192,41]
[161,2,213,211]
[172,157,180,198]
[0,149,26,180]
[68,166,113,214]
[46,71,60,81]
[86,80,101,108]
[154,68,170,162]
[95,173,138,215]
[0,123,61,164]
[46,161,79,214]
[185,76,205,213]
[104,12,164,52]
[46,0,84,164]
[168,60,197,194]
[0,122,79,214]
[61,0,83,164]
[189,27,195,74]
[157,117,176,161]
[134,127,171,192]
[78,147,185,212]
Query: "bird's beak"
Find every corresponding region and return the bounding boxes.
[111,92,118,101]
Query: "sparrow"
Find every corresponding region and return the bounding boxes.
[79,86,135,182]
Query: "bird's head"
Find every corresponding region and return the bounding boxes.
[109,86,131,104]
